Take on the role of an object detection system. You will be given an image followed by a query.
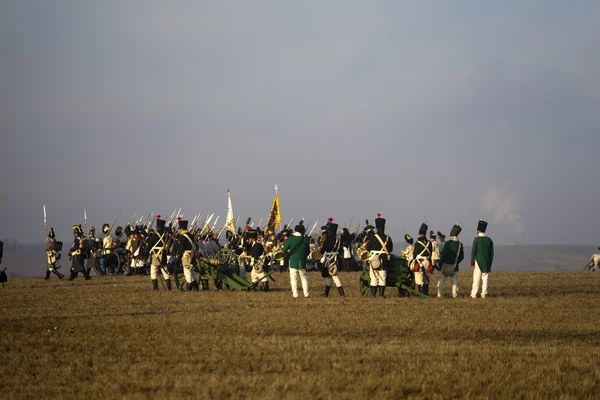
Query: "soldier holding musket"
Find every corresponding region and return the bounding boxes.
[365,214,393,297]
[44,228,64,280]
[147,216,171,291]
[247,229,269,291]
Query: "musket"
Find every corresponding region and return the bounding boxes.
[257,217,263,230]
[345,216,354,230]
[107,215,120,235]
[307,220,318,237]
[286,217,294,230]
[210,215,220,233]
[43,205,48,239]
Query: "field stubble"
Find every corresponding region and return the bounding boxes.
[1,271,600,399]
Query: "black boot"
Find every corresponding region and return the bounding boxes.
[423,284,429,296]
[45,270,51,280]
[68,271,76,281]
[370,286,377,297]
[152,279,159,291]
[166,279,172,291]
[378,286,385,298]
[264,281,270,292]
[83,269,92,280]
[337,287,345,297]
[52,269,64,279]
[324,285,331,297]
[186,282,191,291]
[86,267,92,276]
[192,281,199,291]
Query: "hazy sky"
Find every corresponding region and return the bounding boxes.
[1,1,599,245]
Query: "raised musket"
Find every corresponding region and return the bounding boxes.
[43,205,48,239]
[84,209,87,238]
[307,220,318,237]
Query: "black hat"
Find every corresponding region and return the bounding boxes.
[477,219,488,233]
[226,230,234,241]
[178,218,188,231]
[437,231,446,241]
[404,234,413,244]
[294,220,306,235]
[125,225,134,237]
[418,223,428,235]
[375,214,385,232]
[364,219,374,231]
[89,226,96,236]
[156,218,166,233]
[327,218,338,235]
[429,230,436,239]
[102,223,110,234]
[48,228,55,239]
[247,229,258,239]
[115,226,123,236]
[73,225,82,235]
[450,224,462,236]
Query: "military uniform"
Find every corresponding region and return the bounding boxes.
[430,231,440,267]
[68,225,91,280]
[283,222,310,298]
[412,223,433,295]
[437,224,464,298]
[44,228,64,280]
[320,219,344,297]
[470,220,494,298]
[178,220,198,291]
[147,217,171,291]
[365,215,393,297]
[248,230,268,291]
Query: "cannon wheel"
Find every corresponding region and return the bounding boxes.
[93,250,125,276]
[359,266,374,297]
[173,259,205,291]
[213,248,240,290]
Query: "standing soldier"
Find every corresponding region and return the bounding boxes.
[44,228,64,280]
[248,229,269,291]
[365,214,393,297]
[147,216,171,291]
[411,223,433,295]
[178,219,198,291]
[283,221,311,298]
[430,231,441,269]
[470,219,494,299]
[320,218,344,297]
[436,224,464,298]
[86,226,101,276]
[401,234,414,261]
[101,223,114,274]
[68,225,91,280]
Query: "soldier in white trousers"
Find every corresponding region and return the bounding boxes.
[436,224,464,298]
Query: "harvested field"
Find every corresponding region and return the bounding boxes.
[1,271,600,399]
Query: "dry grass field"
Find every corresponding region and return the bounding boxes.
[1,270,600,399]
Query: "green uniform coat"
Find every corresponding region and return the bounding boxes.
[471,235,494,272]
[283,233,310,269]
[440,239,464,271]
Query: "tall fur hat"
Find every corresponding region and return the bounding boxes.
[418,223,428,236]
[375,214,385,232]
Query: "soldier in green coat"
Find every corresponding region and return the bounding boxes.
[283,221,311,298]
[470,219,494,298]
[436,224,463,298]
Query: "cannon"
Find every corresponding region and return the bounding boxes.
[359,254,429,297]
[171,248,275,291]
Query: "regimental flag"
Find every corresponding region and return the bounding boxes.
[226,190,236,234]
[266,185,281,232]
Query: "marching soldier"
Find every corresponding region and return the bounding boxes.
[178,219,198,291]
[68,225,91,280]
[320,218,344,297]
[411,223,433,295]
[436,224,464,298]
[44,228,64,279]
[470,219,494,298]
[283,221,310,298]
[247,229,269,291]
[86,226,101,276]
[101,223,117,274]
[364,214,393,297]
[147,216,172,291]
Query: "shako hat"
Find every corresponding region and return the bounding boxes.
[115,226,123,236]
[178,217,188,231]
[375,214,386,232]
[404,234,413,244]
[48,228,55,239]
[477,219,488,233]
[418,223,428,236]
[321,218,333,231]
[294,220,306,235]
[327,218,338,235]
[247,229,258,239]
[450,224,462,237]
[156,215,166,233]
[364,219,374,231]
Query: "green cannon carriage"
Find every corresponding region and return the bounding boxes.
[171,248,275,291]
[359,254,429,297]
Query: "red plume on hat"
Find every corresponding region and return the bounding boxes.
[246,225,251,231]
[328,218,333,223]
[177,216,182,222]
[377,213,381,218]
[156,215,161,219]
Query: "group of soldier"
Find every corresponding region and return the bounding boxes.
[43,214,495,299]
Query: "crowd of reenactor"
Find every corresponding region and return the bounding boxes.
[42,214,494,299]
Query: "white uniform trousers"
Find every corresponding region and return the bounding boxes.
[251,268,267,283]
[470,261,489,298]
[413,268,429,286]
[369,267,386,286]
[150,253,170,280]
[290,268,309,297]
[325,272,342,287]
[182,251,196,283]
[438,272,458,298]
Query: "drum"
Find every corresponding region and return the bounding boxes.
[309,248,322,261]
[356,245,371,262]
